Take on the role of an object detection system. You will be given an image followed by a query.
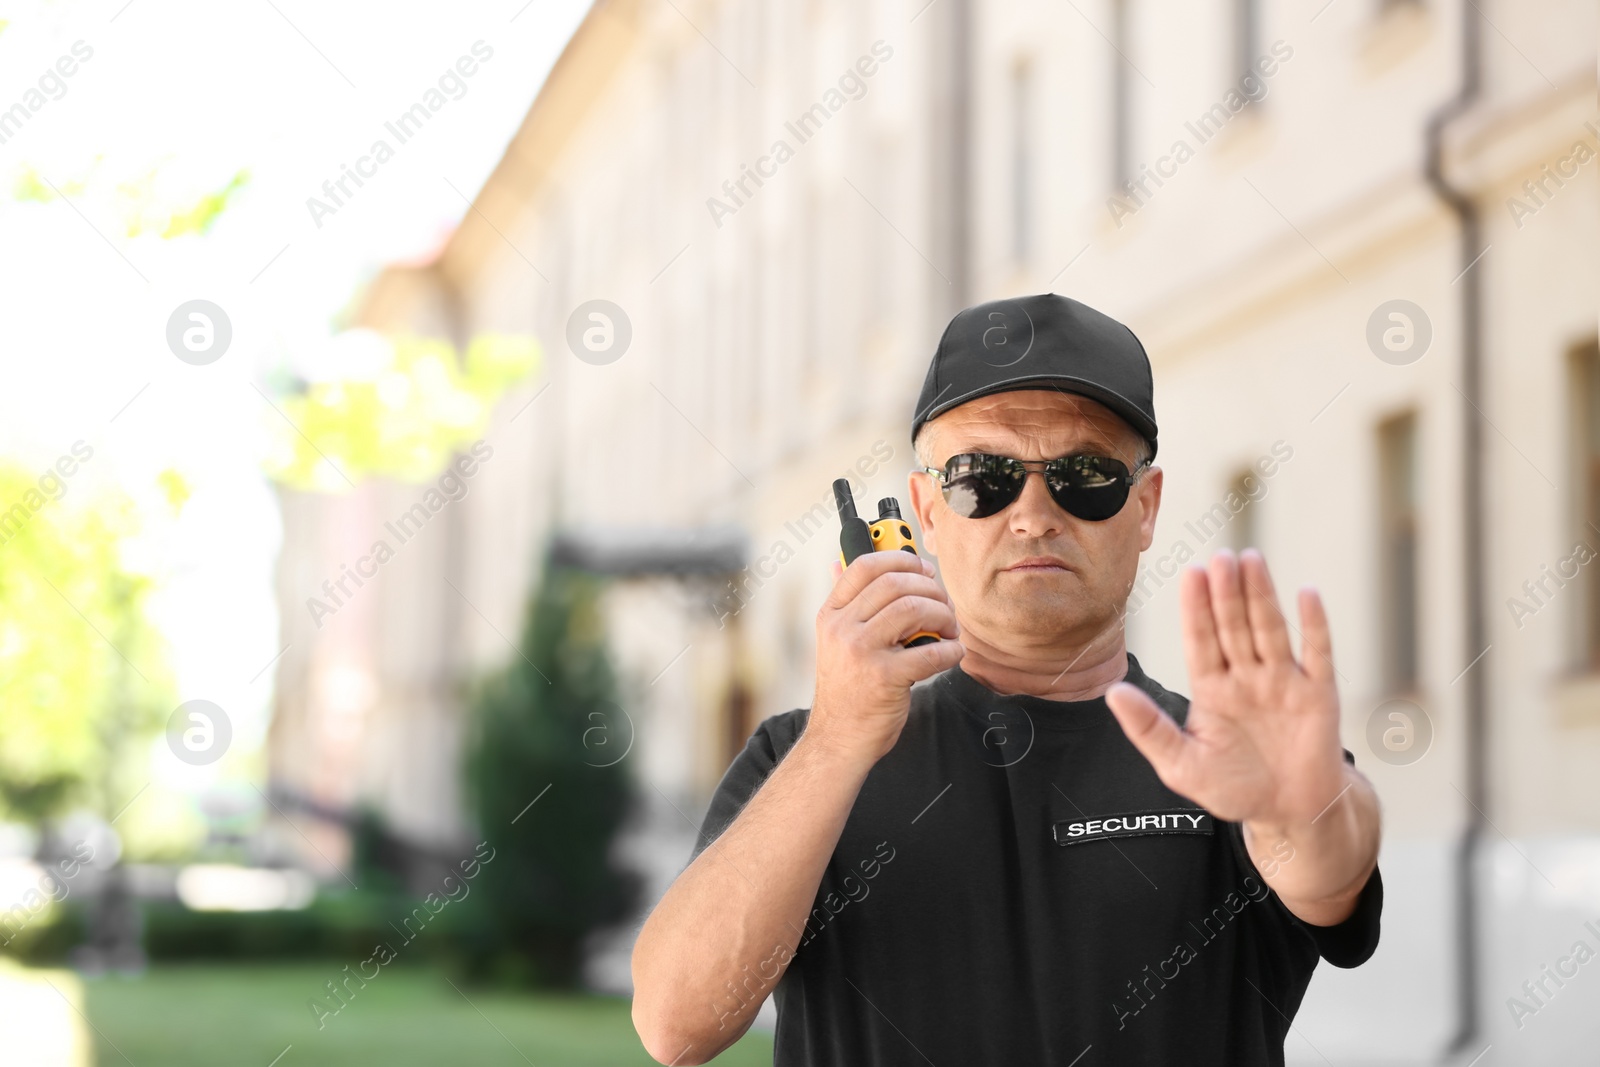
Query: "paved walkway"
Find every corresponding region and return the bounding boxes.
[0,961,89,1067]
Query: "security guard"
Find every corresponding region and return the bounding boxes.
[632,293,1383,1066]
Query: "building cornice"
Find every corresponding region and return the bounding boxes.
[1133,70,1595,367]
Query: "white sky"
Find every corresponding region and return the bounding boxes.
[0,0,590,826]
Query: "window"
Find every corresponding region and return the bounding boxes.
[1571,340,1600,667]
[1110,0,1132,190]
[801,185,822,387]
[1227,468,1260,551]
[1232,0,1259,83]
[1378,412,1420,693]
[723,673,755,769]
[1010,58,1033,264]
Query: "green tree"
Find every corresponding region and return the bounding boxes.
[12,161,251,238]
[262,333,540,491]
[460,553,642,987]
[0,467,173,825]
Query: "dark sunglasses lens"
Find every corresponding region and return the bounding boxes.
[942,456,1024,518]
[1046,455,1132,521]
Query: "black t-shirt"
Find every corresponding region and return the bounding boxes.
[691,651,1382,1066]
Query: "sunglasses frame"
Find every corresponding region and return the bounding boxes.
[921,451,1153,522]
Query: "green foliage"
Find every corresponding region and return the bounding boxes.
[262,334,540,492]
[10,161,250,238]
[0,466,174,824]
[11,166,81,203]
[460,555,642,987]
[8,892,444,965]
[347,806,409,898]
[0,896,84,962]
[140,892,442,962]
[153,169,250,238]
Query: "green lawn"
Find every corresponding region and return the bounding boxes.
[81,963,773,1066]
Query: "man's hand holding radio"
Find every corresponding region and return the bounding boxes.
[631,549,960,1063]
[809,551,964,768]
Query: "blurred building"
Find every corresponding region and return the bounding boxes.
[269,0,1598,1059]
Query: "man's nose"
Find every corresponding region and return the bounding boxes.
[1007,470,1066,537]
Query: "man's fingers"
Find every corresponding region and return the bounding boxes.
[1179,566,1226,678]
[822,550,930,610]
[903,632,966,678]
[1208,550,1260,667]
[843,570,949,624]
[1239,549,1294,663]
[864,595,960,646]
[1106,681,1193,791]
[1298,586,1336,683]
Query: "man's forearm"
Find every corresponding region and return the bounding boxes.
[1243,765,1381,927]
[631,726,874,1065]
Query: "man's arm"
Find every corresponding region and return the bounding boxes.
[1107,548,1382,928]
[1242,762,1380,926]
[630,730,875,1064]
[630,551,963,1065]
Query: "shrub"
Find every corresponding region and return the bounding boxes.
[458,555,642,986]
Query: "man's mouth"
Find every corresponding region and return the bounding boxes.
[1004,556,1072,573]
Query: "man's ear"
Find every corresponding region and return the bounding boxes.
[1137,465,1163,553]
[907,467,941,558]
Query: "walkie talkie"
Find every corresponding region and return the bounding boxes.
[833,479,941,648]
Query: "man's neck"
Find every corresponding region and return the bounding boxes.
[956,624,1129,702]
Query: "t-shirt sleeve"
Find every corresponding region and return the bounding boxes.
[1225,747,1383,969]
[688,709,808,865]
[1298,862,1383,968]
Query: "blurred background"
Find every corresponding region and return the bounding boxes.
[0,0,1595,1063]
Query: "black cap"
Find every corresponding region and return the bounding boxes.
[910,293,1158,460]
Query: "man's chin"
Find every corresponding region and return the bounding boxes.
[981,585,1096,635]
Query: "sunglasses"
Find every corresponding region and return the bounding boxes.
[922,452,1151,521]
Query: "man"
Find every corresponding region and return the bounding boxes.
[631,293,1383,1066]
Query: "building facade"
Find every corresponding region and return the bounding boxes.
[269,0,1598,1057]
